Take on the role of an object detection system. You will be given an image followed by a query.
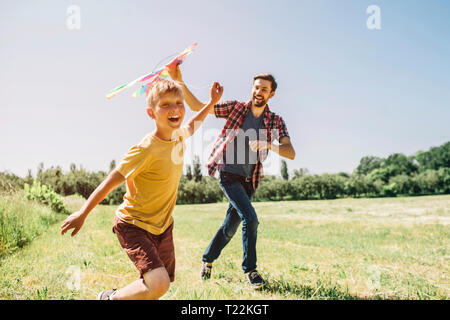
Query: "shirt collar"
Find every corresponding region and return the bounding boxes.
[245,100,272,129]
[246,100,271,117]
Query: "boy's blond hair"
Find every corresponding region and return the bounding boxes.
[146,79,183,108]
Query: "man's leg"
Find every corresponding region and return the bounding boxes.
[202,202,242,264]
[216,176,259,273]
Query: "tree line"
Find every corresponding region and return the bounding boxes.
[1,141,448,204]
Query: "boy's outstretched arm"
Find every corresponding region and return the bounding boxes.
[60,169,125,237]
[185,82,223,137]
[168,64,215,114]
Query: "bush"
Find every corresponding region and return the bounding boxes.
[102,183,126,205]
[254,176,280,201]
[316,174,347,199]
[389,174,413,195]
[413,170,439,194]
[177,176,224,204]
[381,183,398,197]
[37,164,107,199]
[24,180,70,215]
[284,174,348,200]
[345,174,371,197]
[436,167,450,194]
[0,171,27,193]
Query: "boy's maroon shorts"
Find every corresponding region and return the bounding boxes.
[112,215,175,282]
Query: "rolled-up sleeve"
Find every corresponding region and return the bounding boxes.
[214,100,238,119]
[274,115,290,141]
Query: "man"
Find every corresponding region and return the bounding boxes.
[168,65,295,289]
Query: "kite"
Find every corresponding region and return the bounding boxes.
[106,43,197,100]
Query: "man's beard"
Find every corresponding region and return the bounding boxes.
[252,95,267,107]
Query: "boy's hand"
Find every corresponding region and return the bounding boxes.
[167,63,183,83]
[210,82,223,105]
[61,211,86,237]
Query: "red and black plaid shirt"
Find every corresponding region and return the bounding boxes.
[206,100,290,190]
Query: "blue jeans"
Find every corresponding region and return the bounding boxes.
[202,171,259,273]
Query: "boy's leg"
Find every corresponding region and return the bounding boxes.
[111,216,172,300]
[155,222,176,282]
[111,267,170,300]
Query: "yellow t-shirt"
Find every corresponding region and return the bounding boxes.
[115,128,189,235]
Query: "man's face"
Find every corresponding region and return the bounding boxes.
[252,79,275,107]
[147,91,185,131]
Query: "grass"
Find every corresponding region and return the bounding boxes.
[0,194,448,299]
[0,191,67,257]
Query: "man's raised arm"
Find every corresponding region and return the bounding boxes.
[168,64,215,114]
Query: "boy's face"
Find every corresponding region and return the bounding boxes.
[147,91,185,131]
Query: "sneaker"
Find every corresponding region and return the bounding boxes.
[246,270,266,289]
[97,289,117,300]
[200,262,212,280]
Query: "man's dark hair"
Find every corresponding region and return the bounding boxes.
[253,73,277,92]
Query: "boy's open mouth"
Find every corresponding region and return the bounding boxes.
[168,115,180,123]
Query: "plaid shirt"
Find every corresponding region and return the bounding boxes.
[206,100,290,190]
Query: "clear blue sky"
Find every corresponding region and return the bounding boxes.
[1,0,449,177]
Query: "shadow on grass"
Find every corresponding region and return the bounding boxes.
[262,276,369,300]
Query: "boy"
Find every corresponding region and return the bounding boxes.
[60,79,223,300]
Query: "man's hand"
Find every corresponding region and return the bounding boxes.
[167,63,183,83]
[60,211,87,237]
[210,82,223,105]
[249,140,271,152]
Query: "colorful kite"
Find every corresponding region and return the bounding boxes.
[106,43,197,100]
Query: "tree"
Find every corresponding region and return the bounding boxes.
[23,169,33,185]
[338,172,350,178]
[109,160,116,172]
[281,160,289,180]
[193,155,202,182]
[355,156,382,175]
[185,165,193,180]
[37,162,44,176]
[382,153,418,176]
[293,168,309,179]
[415,141,450,171]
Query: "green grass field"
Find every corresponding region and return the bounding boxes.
[0,194,448,300]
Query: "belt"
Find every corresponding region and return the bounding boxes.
[221,171,252,183]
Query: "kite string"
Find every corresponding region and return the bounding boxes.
[172,80,210,90]
[152,52,179,73]
[142,53,209,90]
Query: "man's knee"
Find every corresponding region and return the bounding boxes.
[223,224,239,240]
[142,267,170,299]
[243,218,259,233]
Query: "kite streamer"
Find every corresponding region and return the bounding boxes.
[106,43,197,100]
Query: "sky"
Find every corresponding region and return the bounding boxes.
[1,0,449,177]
